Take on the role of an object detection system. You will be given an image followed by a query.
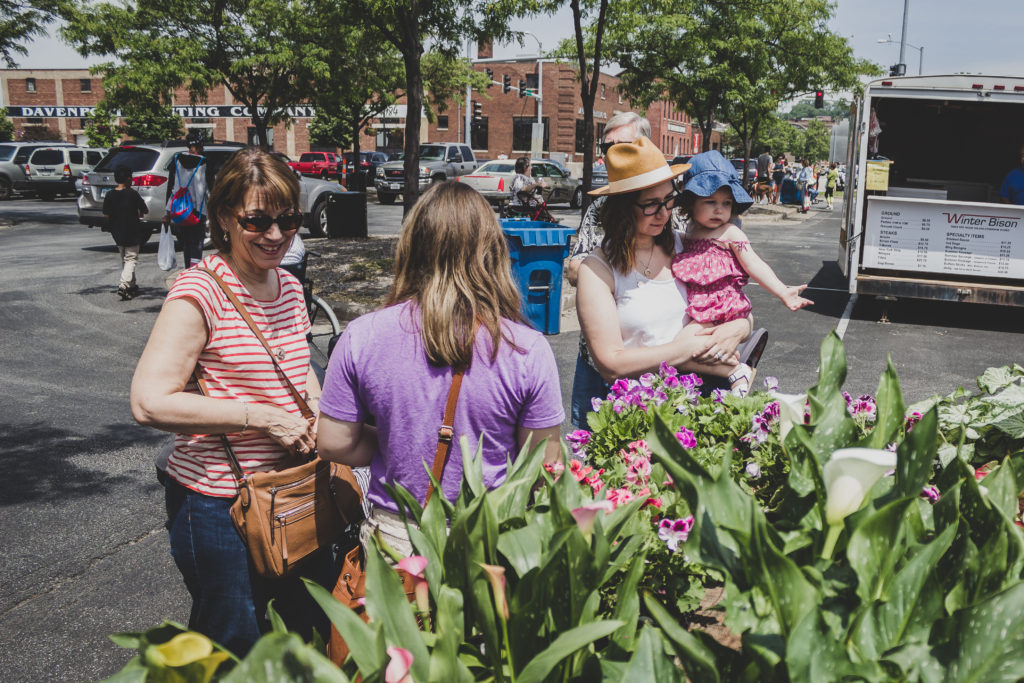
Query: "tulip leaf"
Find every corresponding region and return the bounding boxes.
[458,436,485,499]
[617,624,685,682]
[303,579,382,675]
[265,600,287,634]
[891,407,938,500]
[983,459,1019,521]
[941,581,1024,681]
[364,543,430,683]
[221,632,349,682]
[643,593,720,683]
[744,513,818,637]
[860,358,905,450]
[610,548,647,651]
[786,610,874,681]
[98,666,148,683]
[847,497,915,604]
[428,585,467,683]
[515,620,624,683]
[497,523,543,577]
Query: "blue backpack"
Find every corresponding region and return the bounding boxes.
[169,154,206,226]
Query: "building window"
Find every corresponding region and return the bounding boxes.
[525,73,539,91]
[26,78,36,92]
[600,83,606,100]
[80,79,91,93]
[437,115,449,131]
[512,117,549,153]
[25,117,43,124]
[470,117,488,150]
[79,118,89,129]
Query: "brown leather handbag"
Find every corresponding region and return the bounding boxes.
[328,369,465,666]
[196,268,364,579]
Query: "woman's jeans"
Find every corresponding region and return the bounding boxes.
[164,478,333,656]
[570,353,609,429]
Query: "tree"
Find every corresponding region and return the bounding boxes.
[794,118,829,162]
[0,108,13,141]
[1,0,64,67]
[343,0,517,212]
[62,0,324,148]
[84,100,120,147]
[782,97,851,121]
[609,0,878,162]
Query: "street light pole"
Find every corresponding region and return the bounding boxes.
[898,0,910,75]
[877,37,924,75]
[522,31,542,125]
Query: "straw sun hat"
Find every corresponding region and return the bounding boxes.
[588,136,691,196]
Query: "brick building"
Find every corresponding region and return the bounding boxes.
[2,66,712,162]
[0,69,315,157]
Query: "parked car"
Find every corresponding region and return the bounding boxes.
[456,158,582,209]
[589,162,609,191]
[730,157,759,184]
[77,141,347,237]
[0,141,75,200]
[291,151,338,180]
[338,151,389,189]
[375,142,478,204]
[16,145,106,200]
[669,154,694,167]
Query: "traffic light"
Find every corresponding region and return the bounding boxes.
[889,63,906,76]
[485,68,493,87]
[518,79,526,98]
[472,101,482,122]
[503,74,511,94]
[814,90,824,108]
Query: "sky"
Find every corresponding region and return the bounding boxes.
[14,0,1024,85]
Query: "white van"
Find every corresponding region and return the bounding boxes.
[17,146,106,200]
[840,75,1024,306]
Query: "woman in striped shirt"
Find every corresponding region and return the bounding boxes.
[130,148,330,655]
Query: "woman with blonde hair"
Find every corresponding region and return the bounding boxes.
[131,147,330,654]
[317,181,564,557]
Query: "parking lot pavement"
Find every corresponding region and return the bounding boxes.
[2,195,1023,680]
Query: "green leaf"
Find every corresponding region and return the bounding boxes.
[364,541,430,682]
[264,600,287,634]
[860,358,905,450]
[303,579,383,675]
[989,407,1024,439]
[744,513,819,638]
[847,498,915,604]
[892,407,938,499]
[221,632,349,682]
[108,632,144,649]
[515,620,624,683]
[497,523,543,578]
[643,593,720,683]
[942,581,1024,681]
[458,436,485,499]
[983,459,1019,521]
[977,366,1018,394]
[610,549,648,651]
[96,662,148,683]
[787,610,875,681]
[617,624,685,682]
[428,585,466,683]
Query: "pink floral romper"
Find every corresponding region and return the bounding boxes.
[670,238,752,324]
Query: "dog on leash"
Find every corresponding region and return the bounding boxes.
[750,180,772,204]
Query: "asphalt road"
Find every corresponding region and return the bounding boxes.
[1,195,1023,681]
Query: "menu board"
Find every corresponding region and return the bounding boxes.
[863,197,1024,279]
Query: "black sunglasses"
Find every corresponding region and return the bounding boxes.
[600,140,628,156]
[235,211,303,233]
[634,192,681,216]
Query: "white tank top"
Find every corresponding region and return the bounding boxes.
[589,232,690,349]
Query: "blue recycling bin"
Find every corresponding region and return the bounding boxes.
[500,219,576,334]
[780,176,801,205]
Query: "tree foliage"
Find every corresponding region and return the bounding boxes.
[782,97,851,121]
[62,0,325,148]
[0,107,13,142]
[1,0,64,67]
[343,0,518,211]
[607,0,878,158]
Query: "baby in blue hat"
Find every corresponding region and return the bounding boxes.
[671,150,812,395]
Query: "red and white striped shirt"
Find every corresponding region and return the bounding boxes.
[165,254,311,497]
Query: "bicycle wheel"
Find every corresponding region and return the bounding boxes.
[308,294,342,363]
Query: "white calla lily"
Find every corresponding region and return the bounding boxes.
[775,392,807,440]
[821,448,897,558]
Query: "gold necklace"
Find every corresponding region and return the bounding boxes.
[639,242,656,277]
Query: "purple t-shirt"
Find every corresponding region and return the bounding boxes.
[319,301,565,512]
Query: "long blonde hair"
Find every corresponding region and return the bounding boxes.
[387,182,524,368]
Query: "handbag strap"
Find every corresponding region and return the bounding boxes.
[190,370,247,485]
[424,370,465,505]
[198,266,313,420]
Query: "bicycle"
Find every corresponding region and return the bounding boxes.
[281,250,342,366]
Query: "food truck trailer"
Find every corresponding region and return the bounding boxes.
[840,75,1024,306]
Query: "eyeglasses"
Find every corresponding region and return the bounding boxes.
[634,193,680,216]
[235,211,303,233]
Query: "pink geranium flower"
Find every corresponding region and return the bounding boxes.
[675,427,697,449]
[658,516,694,552]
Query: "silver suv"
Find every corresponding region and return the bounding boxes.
[0,141,76,200]
[17,146,106,200]
[78,140,347,236]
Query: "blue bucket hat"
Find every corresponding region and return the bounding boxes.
[680,150,754,214]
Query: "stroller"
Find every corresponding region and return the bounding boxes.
[502,189,555,222]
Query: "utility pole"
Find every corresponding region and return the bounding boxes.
[465,38,472,147]
[898,0,910,77]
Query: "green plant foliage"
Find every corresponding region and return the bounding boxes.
[0,108,13,142]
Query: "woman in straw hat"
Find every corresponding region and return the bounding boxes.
[574,137,756,400]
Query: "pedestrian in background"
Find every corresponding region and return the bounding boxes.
[164,131,210,268]
[798,159,814,213]
[771,155,787,205]
[825,162,839,210]
[103,164,148,300]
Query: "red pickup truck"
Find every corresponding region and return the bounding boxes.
[290,152,339,180]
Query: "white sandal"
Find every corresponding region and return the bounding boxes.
[729,363,756,397]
